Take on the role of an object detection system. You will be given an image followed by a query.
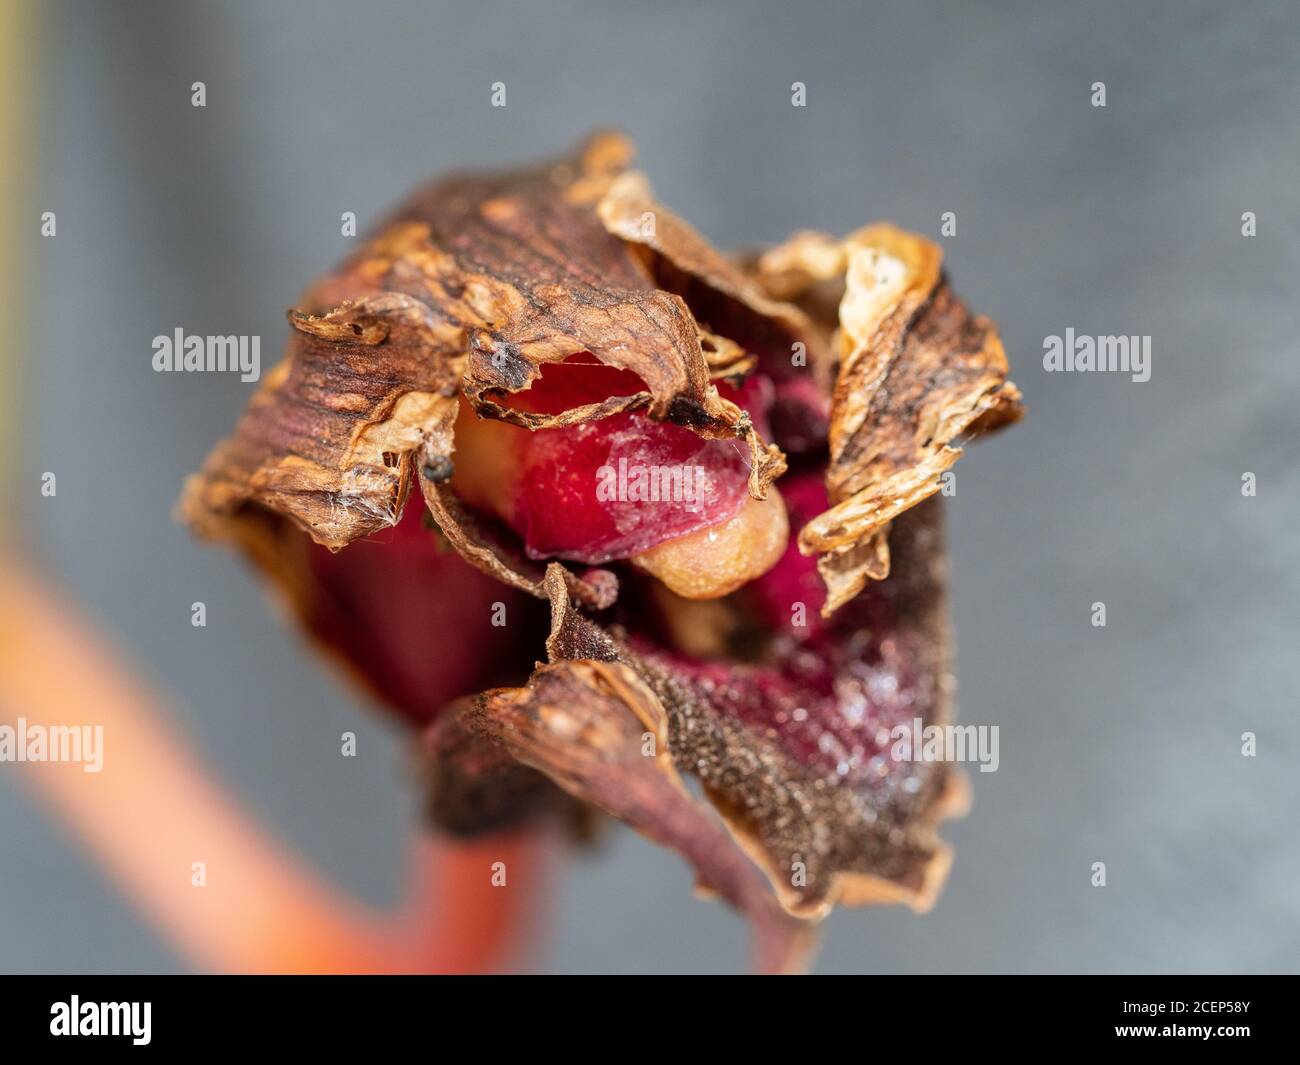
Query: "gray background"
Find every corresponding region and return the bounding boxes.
[5,0,1298,973]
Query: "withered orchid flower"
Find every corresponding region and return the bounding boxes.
[179,132,1023,973]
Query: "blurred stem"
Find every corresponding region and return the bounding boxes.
[0,560,543,973]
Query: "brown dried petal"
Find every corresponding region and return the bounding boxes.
[374,133,784,494]
[644,502,963,918]
[754,229,849,302]
[179,293,462,551]
[424,696,596,840]
[180,133,787,578]
[466,506,964,947]
[788,225,1024,615]
[470,651,815,974]
[596,172,829,374]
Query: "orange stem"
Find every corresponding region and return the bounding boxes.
[0,559,543,973]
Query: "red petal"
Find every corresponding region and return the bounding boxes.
[470,359,773,564]
[304,504,548,724]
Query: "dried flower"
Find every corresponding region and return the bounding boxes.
[180,132,1022,972]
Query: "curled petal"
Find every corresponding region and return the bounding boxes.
[771,225,1024,615]
[179,294,461,551]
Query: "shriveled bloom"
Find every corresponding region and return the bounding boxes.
[179,132,1022,972]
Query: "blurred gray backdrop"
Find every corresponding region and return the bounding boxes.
[5,0,1298,973]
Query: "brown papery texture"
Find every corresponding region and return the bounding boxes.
[756,225,1024,615]
[179,132,786,568]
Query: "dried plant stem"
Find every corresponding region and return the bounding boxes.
[0,560,542,973]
